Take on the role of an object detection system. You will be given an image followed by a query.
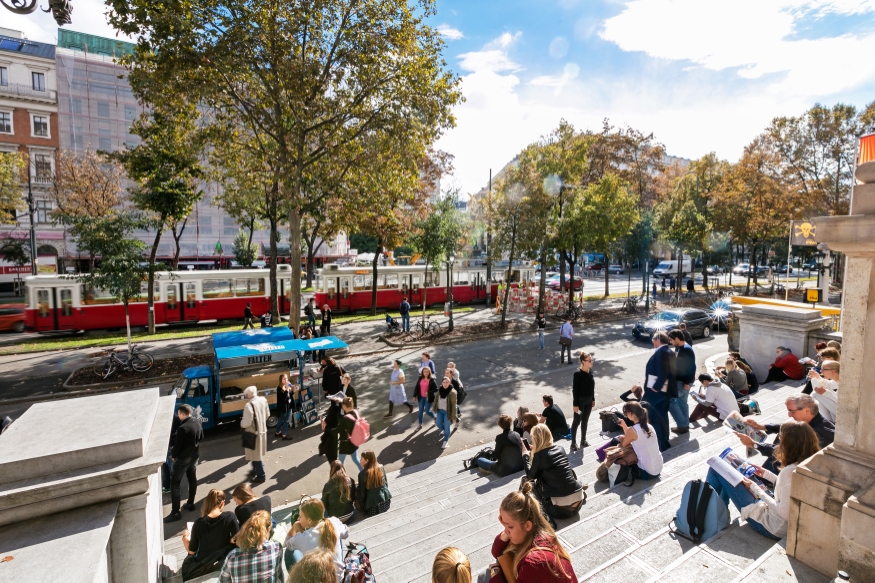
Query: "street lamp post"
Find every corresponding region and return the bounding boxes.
[448,251,455,332]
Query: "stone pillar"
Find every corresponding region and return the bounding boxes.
[736,303,830,381]
[786,174,875,581]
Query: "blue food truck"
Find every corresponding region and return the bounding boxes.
[170,327,348,429]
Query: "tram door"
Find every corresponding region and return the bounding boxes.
[408,274,422,307]
[279,279,287,314]
[326,278,340,311]
[183,282,199,321]
[34,288,55,331]
[338,277,351,312]
[165,284,182,323]
[57,287,77,329]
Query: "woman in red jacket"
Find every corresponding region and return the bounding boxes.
[482,481,577,583]
[764,347,806,383]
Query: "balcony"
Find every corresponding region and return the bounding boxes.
[0,83,57,104]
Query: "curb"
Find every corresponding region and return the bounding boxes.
[61,368,175,391]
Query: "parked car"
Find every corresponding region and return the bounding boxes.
[732,263,768,276]
[0,304,25,333]
[547,277,584,291]
[607,265,624,274]
[706,265,724,275]
[632,308,713,340]
[585,262,606,272]
[775,265,794,274]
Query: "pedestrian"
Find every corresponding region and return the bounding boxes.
[559,318,573,364]
[571,352,596,452]
[273,374,296,441]
[165,404,204,523]
[162,413,180,494]
[240,386,269,483]
[418,352,436,376]
[305,297,317,328]
[678,322,693,345]
[432,376,458,449]
[386,359,414,418]
[321,304,332,336]
[686,277,695,297]
[535,311,547,350]
[337,397,364,472]
[319,357,344,400]
[399,296,411,333]
[445,366,464,426]
[338,372,357,407]
[669,276,676,291]
[415,367,438,429]
[216,511,283,583]
[667,330,695,436]
[660,279,666,297]
[652,281,657,300]
[631,331,675,453]
[242,302,254,330]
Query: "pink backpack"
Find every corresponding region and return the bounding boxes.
[346,410,370,447]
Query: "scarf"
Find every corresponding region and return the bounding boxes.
[438,384,452,399]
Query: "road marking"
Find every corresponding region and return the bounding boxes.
[696,343,713,349]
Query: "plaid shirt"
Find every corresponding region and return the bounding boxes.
[218,541,284,583]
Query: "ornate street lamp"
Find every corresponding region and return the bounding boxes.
[2,0,73,25]
[447,251,455,332]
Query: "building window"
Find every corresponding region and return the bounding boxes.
[97,102,110,117]
[0,112,10,134]
[70,98,82,114]
[32,72,45,92]
[0,67,7,86]
[34,155,53,183]
[35,200,53,224]
[99,137,111,151]
[32,116,49,137]
[124,105,137,121]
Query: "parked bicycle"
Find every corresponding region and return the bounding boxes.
[560,304,584,321]
[412,318,442,338]
[621,295,641,314]
[93,344,155,380]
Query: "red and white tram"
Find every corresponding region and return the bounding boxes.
[312,262,537,313]
[23,265,299,332]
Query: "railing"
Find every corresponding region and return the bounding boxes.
[0,82,57,101]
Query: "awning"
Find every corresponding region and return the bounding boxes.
[215,335,349,368]
[212,327,296,349]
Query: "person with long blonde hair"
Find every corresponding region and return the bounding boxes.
[356,450,392,517]
[180,489,239,580]
[322,460,356,522]
[287,549,338,583]
[480,482,576,583]
[521,424,581,523]
[218,510,283,582]
[284,498,349,577]
[432,547,471,583]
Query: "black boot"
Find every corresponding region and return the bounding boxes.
[383,402,394,418]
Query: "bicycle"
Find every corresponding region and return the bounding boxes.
[93,344,155,380]
[665,294,682,308]
[621,295,641,314]
[412,319,442,338]
[560,304,583,321]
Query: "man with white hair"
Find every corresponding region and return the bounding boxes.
[241,386,270,483]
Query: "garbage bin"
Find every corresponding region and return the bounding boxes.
[444,302,451,317]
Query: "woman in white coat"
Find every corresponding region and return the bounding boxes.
[241,386,269,483]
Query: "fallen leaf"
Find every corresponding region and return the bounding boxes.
[786,571,791,576]
[1,556,13,563]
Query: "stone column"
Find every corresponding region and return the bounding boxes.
[786,174,875,580]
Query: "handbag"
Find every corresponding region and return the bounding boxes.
[241,402,259,450]
[604,445,637,468]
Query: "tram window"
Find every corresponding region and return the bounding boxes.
[340,278,349,297]
[134,281,160,303]
[353,275,371,291]
[166,285,177,309]
[203,279,234,298]
[315,275,323,291]
[60,289,73,316]
[185,283,197,308]
[326,278,336,297]
[456,271,469,285]
[426,271,439,287]
[401,275,409,291]
[385,274,398,289]
[37,289,50,317]
[235,278,265,297]
[375,275,386,290]
[412,275,420,290]
[83,287,118,305]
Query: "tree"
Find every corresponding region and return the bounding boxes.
[348,234,379,254]
[109,0,463,333]
[69,212,153,352]
[112,104,204,335]
[50,148,124,218]
[0,151,26,219]
[232,229,258,267]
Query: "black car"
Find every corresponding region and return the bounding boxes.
[632,308,713,341]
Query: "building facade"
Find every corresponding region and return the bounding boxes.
[0,28,63,286]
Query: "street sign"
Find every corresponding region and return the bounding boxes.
[805,289,822,305]
[790,220,817,246]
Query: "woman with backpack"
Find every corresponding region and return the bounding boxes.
[322,460,356,523]
[416,367,438,429]
[432,376,458,450]
[357,450,392,517]
[336,397,364,472]
[284,498,349,577]
[706,420,820,539]
[386,359,415,418]
[614,401,664,487]
[479,482,576,583]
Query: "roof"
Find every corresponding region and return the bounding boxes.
[215,336,349,368]
[183,365,213,379]
[0,35,55,60]
[212,327,296,349]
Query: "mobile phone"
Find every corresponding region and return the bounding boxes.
[612,412,623,425]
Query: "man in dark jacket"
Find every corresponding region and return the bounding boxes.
[631,331,676,452]
[738,393,834,474]
[165,404,204,523]
[539,394,570,440]
[534,312,547,350]
[678,322,693,345]
[242,303,254,330]
[476,415,524,476]
[668,330,696,435]
[399,297,411,332]
[570,352,595,451]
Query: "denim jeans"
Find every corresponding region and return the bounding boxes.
[642,390,671,452]
[418,397,435,424]
[705,468,780,540]
[251,460,266,480]
[477,458,498,471]
[668,381,691,429]
[339,451,363,472]
[538,329,545,349]
[436,409,452,444]
[401,313,410,332]
[275,410,293,435]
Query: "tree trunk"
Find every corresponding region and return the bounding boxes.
[246,217,256,267]
[124,301,132,354]
[422,261,429,326]
[371,238,381,316]
[746,244,755,295]
[171,216,188,270]
[565,249,575,309]
[604,254,610,297]
[701,249,708,291]
[288,207,302,332]
[147,217,165,335]
[268,181,279,321]
[559,247,566,292]
[537,245,547,315]
[306,236,325,290]
[501,223,517,329]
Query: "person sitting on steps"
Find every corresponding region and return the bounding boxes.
[521,424,583,525]
[688,374,743,424]
[433,547,472,583]
[179,489,239,581]
[539,395,570,441]
[283,498,349,576]
[614,401,664,487]
[357,450,392,517]
[476,414,524,477]
[321,460,356,523]
[763,346,806,383]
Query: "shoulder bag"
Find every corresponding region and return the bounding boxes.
[241,402,258,450]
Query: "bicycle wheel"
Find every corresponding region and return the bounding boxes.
[98,359,116,380]
[130,352,154,372]
[93,360,109,378]
[414,322,426,338]
[428,321,441,335]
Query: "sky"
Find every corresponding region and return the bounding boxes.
[6,0,875,196]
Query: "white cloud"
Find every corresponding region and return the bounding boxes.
[436,24,464,41]
[458,31,523,73]
[2,0,136,45]
[549,37,569,59]
[529,63,580,95]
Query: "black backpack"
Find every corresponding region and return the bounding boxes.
[464,447,495,470]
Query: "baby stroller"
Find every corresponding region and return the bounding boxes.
[385,313,400,334]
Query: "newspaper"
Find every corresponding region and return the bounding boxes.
[706,455,744,487]
[706,447,757,487]
[723,411,768,444]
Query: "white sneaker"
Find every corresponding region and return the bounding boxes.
[418,423,422,430]
[441,441,448,449]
